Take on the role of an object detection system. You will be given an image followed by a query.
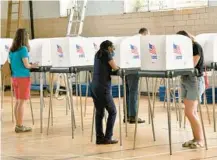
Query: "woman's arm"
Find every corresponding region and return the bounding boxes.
[22,58,38,69]
[108,59,119,70]
[193,55,200,67]
[21,47,38,69]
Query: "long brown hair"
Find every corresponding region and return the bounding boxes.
[10,28,30,52]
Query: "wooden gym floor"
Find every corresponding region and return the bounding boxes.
[1,94,217,160]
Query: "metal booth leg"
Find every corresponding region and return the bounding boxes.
[67,73,76,139]
[84,71,89,117]
[78,72,84,131]
[75,73,79,110]
[40,72,44,133]
[203,91,211,124]
[163,78,166,108]
[71,73,76,129]
[123,74,128,137]
[91,107,95,142]
[47,73,54,135]
[148,78,151,124]
[195,77,208,150]
[152,78,158,118]
[133,78,141,149]
[29,95,34,125]
[87,72,96,142]
[177,77,182,128]
[63,74,70,115]
[166,78,172,155]
[145,77,156,142]
[118,76,122,146]
[212,69,216,132]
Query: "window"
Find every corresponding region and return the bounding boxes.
[175,0,208,8]
[59,0,72,17]
[125,0,208,13]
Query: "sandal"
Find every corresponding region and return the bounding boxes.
[189,141,204,149]
[182,139,195,147]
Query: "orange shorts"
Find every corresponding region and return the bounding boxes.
[12,77,31,100]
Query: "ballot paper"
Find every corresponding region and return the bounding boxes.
[140,35,194,71]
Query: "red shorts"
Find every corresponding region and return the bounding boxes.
[12,77,31,100]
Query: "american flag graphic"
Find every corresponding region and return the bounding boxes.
[173,43,181,54]
[57,45,63,57]
[93,43,98,50]
[5,45,9,52]
[149,43,156,54]
[76,44,84,54]
[130,44,138,54]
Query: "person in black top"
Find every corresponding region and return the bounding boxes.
[176,30,205,149]
[90,40,120,145]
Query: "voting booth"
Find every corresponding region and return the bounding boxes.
[0,38,13,65]
[29,38,52,66]
[50,37,95,68]
[140,35,194,71]
[195,33,217,65]
[88,37,107,53]
[113,36,141,69]
[89,36,125,53]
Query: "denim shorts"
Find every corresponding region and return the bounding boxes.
[181,75,205,102]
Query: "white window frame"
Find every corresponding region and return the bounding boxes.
[124,0,208,13]
[59,0,72,17]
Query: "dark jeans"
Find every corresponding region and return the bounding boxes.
[125,74,139,117]
[90,82,117,140]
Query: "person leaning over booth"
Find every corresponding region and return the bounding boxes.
[90,40,120,145]
[176,30,205,149]
[123,28,150,124]
[9,28,38,133]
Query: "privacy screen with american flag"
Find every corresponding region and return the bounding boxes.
[57,45,63,57]
[173,43,181,54]
[130,44,138,54]
[149,43,156,54]
[76,44,85,58]
[130,44,139,59]
[93,43,98,50]
[5,45,9,52]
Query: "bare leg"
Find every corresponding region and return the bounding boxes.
[14,100,19,125]
[16,99,25,126]
[184,99,203,145]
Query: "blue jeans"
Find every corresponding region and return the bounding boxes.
[125,74,139,117]
[90,82,117,140]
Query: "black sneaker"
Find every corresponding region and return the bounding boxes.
[96,138,106,145]
[96,138,118,145]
